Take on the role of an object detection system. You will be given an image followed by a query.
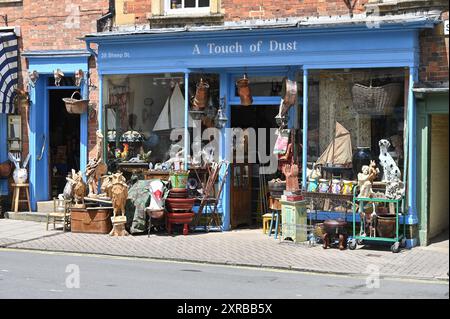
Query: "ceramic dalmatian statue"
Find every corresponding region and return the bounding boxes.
[378,139,401,182]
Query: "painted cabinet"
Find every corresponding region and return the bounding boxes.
[280,200,307,242]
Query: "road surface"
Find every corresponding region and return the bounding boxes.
[0,249,447,299]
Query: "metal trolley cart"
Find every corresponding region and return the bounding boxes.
[348,185,406,253]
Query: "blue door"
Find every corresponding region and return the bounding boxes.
[29,76,50,210]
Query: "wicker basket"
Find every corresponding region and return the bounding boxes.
[351,82,402,116]
[62,91,88,114]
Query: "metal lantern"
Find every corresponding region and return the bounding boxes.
[215,97,228,129]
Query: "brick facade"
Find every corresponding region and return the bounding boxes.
[0,0,109,157]
[419,10,449,85]
[1,0,448,165]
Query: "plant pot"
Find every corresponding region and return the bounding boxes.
[169,171,189,189]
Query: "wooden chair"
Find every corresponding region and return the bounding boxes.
[46,198,71,232]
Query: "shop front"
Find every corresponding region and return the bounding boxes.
[84,17,437,247]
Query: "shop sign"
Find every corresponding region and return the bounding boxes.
[192,40,298,55]
[444,20,449,36]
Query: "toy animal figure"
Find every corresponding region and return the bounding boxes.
[70,170,87,207]
[378,139,401,182]
[357,162,378,198]
[110,172,128,218]
[62,173,76,200]
[385,180,405,200]
[121,143,129,160]
[54,69,64,86]
[8,152,31,184]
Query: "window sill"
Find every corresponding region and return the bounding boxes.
[148,13,224,27]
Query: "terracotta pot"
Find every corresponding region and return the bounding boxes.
[165,198,195,212]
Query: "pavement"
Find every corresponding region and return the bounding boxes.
[0,219,448,282]
[1,249,448,299]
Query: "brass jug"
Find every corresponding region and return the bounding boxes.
[236,74,253,106]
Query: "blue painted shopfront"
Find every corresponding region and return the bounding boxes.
[85,20,435,247]
[23,51,90,211]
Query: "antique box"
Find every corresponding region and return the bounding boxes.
[71,207,113,234]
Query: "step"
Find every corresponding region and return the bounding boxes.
[37,201,55,213]
[4,211,48,223]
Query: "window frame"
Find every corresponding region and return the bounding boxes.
[164,0,211,16]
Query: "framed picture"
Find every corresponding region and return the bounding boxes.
[7,115,22,152]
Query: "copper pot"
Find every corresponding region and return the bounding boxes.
[236,74,253,106]
[192,78,209,111]
[0,161,12,178]
[375,214,396,238]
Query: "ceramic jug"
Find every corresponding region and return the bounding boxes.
[307,178,319,192]
[342,180,355,195]
[331,179,342,194]
[318,179,330,193]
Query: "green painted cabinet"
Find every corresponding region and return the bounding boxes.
[280,200,307,243]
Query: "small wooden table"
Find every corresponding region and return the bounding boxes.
[11,183,31,213]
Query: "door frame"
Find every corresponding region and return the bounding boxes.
[24,51,90,210]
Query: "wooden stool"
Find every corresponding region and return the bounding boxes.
[262,213,272,234]
[11,183,31,213]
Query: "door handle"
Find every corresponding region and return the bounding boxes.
[37,134,46,161]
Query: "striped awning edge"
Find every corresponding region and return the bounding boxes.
[0,32,18,114]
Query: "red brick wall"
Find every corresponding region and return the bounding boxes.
[0,0,109,159]
[222,0,368,20]
[419,11,449,84]
[123,0,151,23]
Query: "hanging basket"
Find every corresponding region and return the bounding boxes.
[351,83,402,116]
[62,91,89,114]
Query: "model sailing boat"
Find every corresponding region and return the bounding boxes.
[153,82,193,131]
[316,121,353,168]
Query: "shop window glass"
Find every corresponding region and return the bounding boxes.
[103,73,188,168]
[166,0,210,13]
[303,68,406,182]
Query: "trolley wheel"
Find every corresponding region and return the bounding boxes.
[348,239,357,250]
[391,242,401,253]
[357,239,364,245]
[400,237,407,248]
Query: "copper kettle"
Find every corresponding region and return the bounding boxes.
[192,78,210,111]
[236,74,253,106]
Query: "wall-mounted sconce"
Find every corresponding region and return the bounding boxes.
[54,69,64,86]
[75,69,84,87]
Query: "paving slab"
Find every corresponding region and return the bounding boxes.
[0,219,448,281]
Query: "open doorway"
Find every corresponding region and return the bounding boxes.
[230,105,279,229]
[49,89,80,198]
